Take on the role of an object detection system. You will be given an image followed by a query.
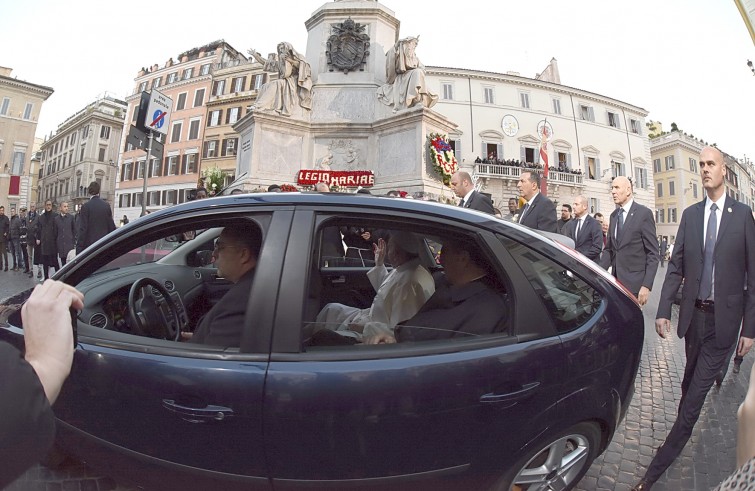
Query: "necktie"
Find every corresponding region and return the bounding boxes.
[616,208,625,242]
[458,198,466,208]
[575,219,582,241]
[698,203,718,300]
[521,203,530,221]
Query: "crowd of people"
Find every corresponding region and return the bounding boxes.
[473,155,584,175]
[0,181,116,281]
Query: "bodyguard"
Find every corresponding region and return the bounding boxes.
[632,146,755,490]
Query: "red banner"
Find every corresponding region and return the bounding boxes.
[8,175,20,195]
[297,170,374,187]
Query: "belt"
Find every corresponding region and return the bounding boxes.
[694,299,714,313]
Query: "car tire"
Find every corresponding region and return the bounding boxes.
[490,421,601,491]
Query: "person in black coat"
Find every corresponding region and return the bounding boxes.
[187,222,261,348]
[36,201,58,280]
[564,196,603,262]
[633,147,755,490]
[516,170,557,232]
[76,181,116,254]
[54,202,76,267]
[0,280,84,488]
[450,171,495,215]
[599,176,659,306]
[0,206,9,271]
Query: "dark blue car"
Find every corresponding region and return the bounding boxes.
[0,193,643,490]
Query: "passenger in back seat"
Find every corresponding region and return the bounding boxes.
[315,231,434,339]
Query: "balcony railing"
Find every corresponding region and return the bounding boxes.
[475,164,585,186]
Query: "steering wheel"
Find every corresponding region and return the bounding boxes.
[128,278,182,341]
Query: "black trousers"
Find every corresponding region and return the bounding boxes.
[643,308,732,483]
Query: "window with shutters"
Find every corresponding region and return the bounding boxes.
[590,198,599,215]
[253,74,264,90]
[136,160,145,179]
[607,111,621,128]
[587,157,597,180]
[442,83,453,100]
[194,88,205,107]
[182,68,193,80]
[520,92,530,109]
[222,138,238,157]
[100,125,110,139]
[152,77,162,89]
[165,189,177,205]
[552,98,561,115]
[0,97,9,115]
[188,119,200,140]
[167,72,178,84]
[611,160,625,177]
[11,150,25,175]
[669,180,675,196]
[176,93,187,111]
[182,153,198,174]
[122,162,132,181]
[23,102,33,120]
[166,156,178,175]
[149,158,160,178]
[226,107,240,125]
[98,147,106,162]
[232,77,246,93]
[213,80,225,96]
[657,182,663,197]
[208,110,221,127]
[203,141,218,158]
[689,157,697,172]
[630,119,641,135]
[664,155,675,170]
[635,167,648,189]
[579,105,595,122]
[138,81,147,92]
[669,208,677,223]
[200,63,211,76]
[483,86,495,104]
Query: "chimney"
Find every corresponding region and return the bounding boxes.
[0,66,12,77]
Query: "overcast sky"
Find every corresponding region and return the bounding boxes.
[3,0,753,160]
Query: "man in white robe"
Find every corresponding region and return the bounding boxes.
[316,231,435,339]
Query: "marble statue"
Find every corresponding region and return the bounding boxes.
[248,42,313,116]
[376,36,438,112]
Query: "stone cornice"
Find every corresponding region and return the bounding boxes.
[305,7,400,32]
[427,66,648,116]
[0,75,54,99]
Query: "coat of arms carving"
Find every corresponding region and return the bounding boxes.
[326,18,370,73]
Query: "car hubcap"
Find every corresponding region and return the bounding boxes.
[511,433,590,491]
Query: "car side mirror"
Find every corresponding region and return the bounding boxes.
[192,250,214,267]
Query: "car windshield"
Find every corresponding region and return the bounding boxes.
[94,231,206,273]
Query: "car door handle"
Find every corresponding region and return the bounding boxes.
[162,399,234,423]
[479,382,540,404]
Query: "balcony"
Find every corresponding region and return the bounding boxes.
[475,163,585,187]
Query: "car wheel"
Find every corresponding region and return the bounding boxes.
[491,422,600,491]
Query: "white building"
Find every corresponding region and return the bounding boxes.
[426,59,653,215]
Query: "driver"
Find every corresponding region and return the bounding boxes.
[185,222,261,347]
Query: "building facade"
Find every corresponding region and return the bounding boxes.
[425,62,653,216]
[115,40,245,220]
[202,59,265,190]
[0,67,53,211]
[38,95,126,212]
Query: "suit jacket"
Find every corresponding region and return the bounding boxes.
[460,190,495,215]
[0,343,56,488]
[518,192,557,232]
[54,213,76,256]
[76,195,116,254]
[657,196,755,349]
[190,271,254,348]
[565,214,603,261]
[599,201,659,296]
[397,276,509,342]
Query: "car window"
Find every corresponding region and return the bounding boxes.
[499,235,601,333]
[303,216,512,350]
[72,215,271,351]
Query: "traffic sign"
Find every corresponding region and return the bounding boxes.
[143,90,173,136]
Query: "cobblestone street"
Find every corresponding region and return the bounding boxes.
[2,266,750,491]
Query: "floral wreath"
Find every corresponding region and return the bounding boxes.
[279,183,298,192]
[428,132,459,186]
[201,166,227,196]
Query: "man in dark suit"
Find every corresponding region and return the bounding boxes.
[76,182,116,254]
[516,170,557,232]
[632,147,755,490]
[364,237,508,344]
[564,195,603,261]
[450,171,495,214]
[599,176,659,305]
[188,222,261,348]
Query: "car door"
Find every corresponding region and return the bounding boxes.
[46,208,292,490]
[261,209,569,489]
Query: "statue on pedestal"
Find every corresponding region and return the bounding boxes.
[248,42,313,116]
[377,36,438,112]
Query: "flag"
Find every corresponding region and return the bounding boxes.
[539,128,549,196]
